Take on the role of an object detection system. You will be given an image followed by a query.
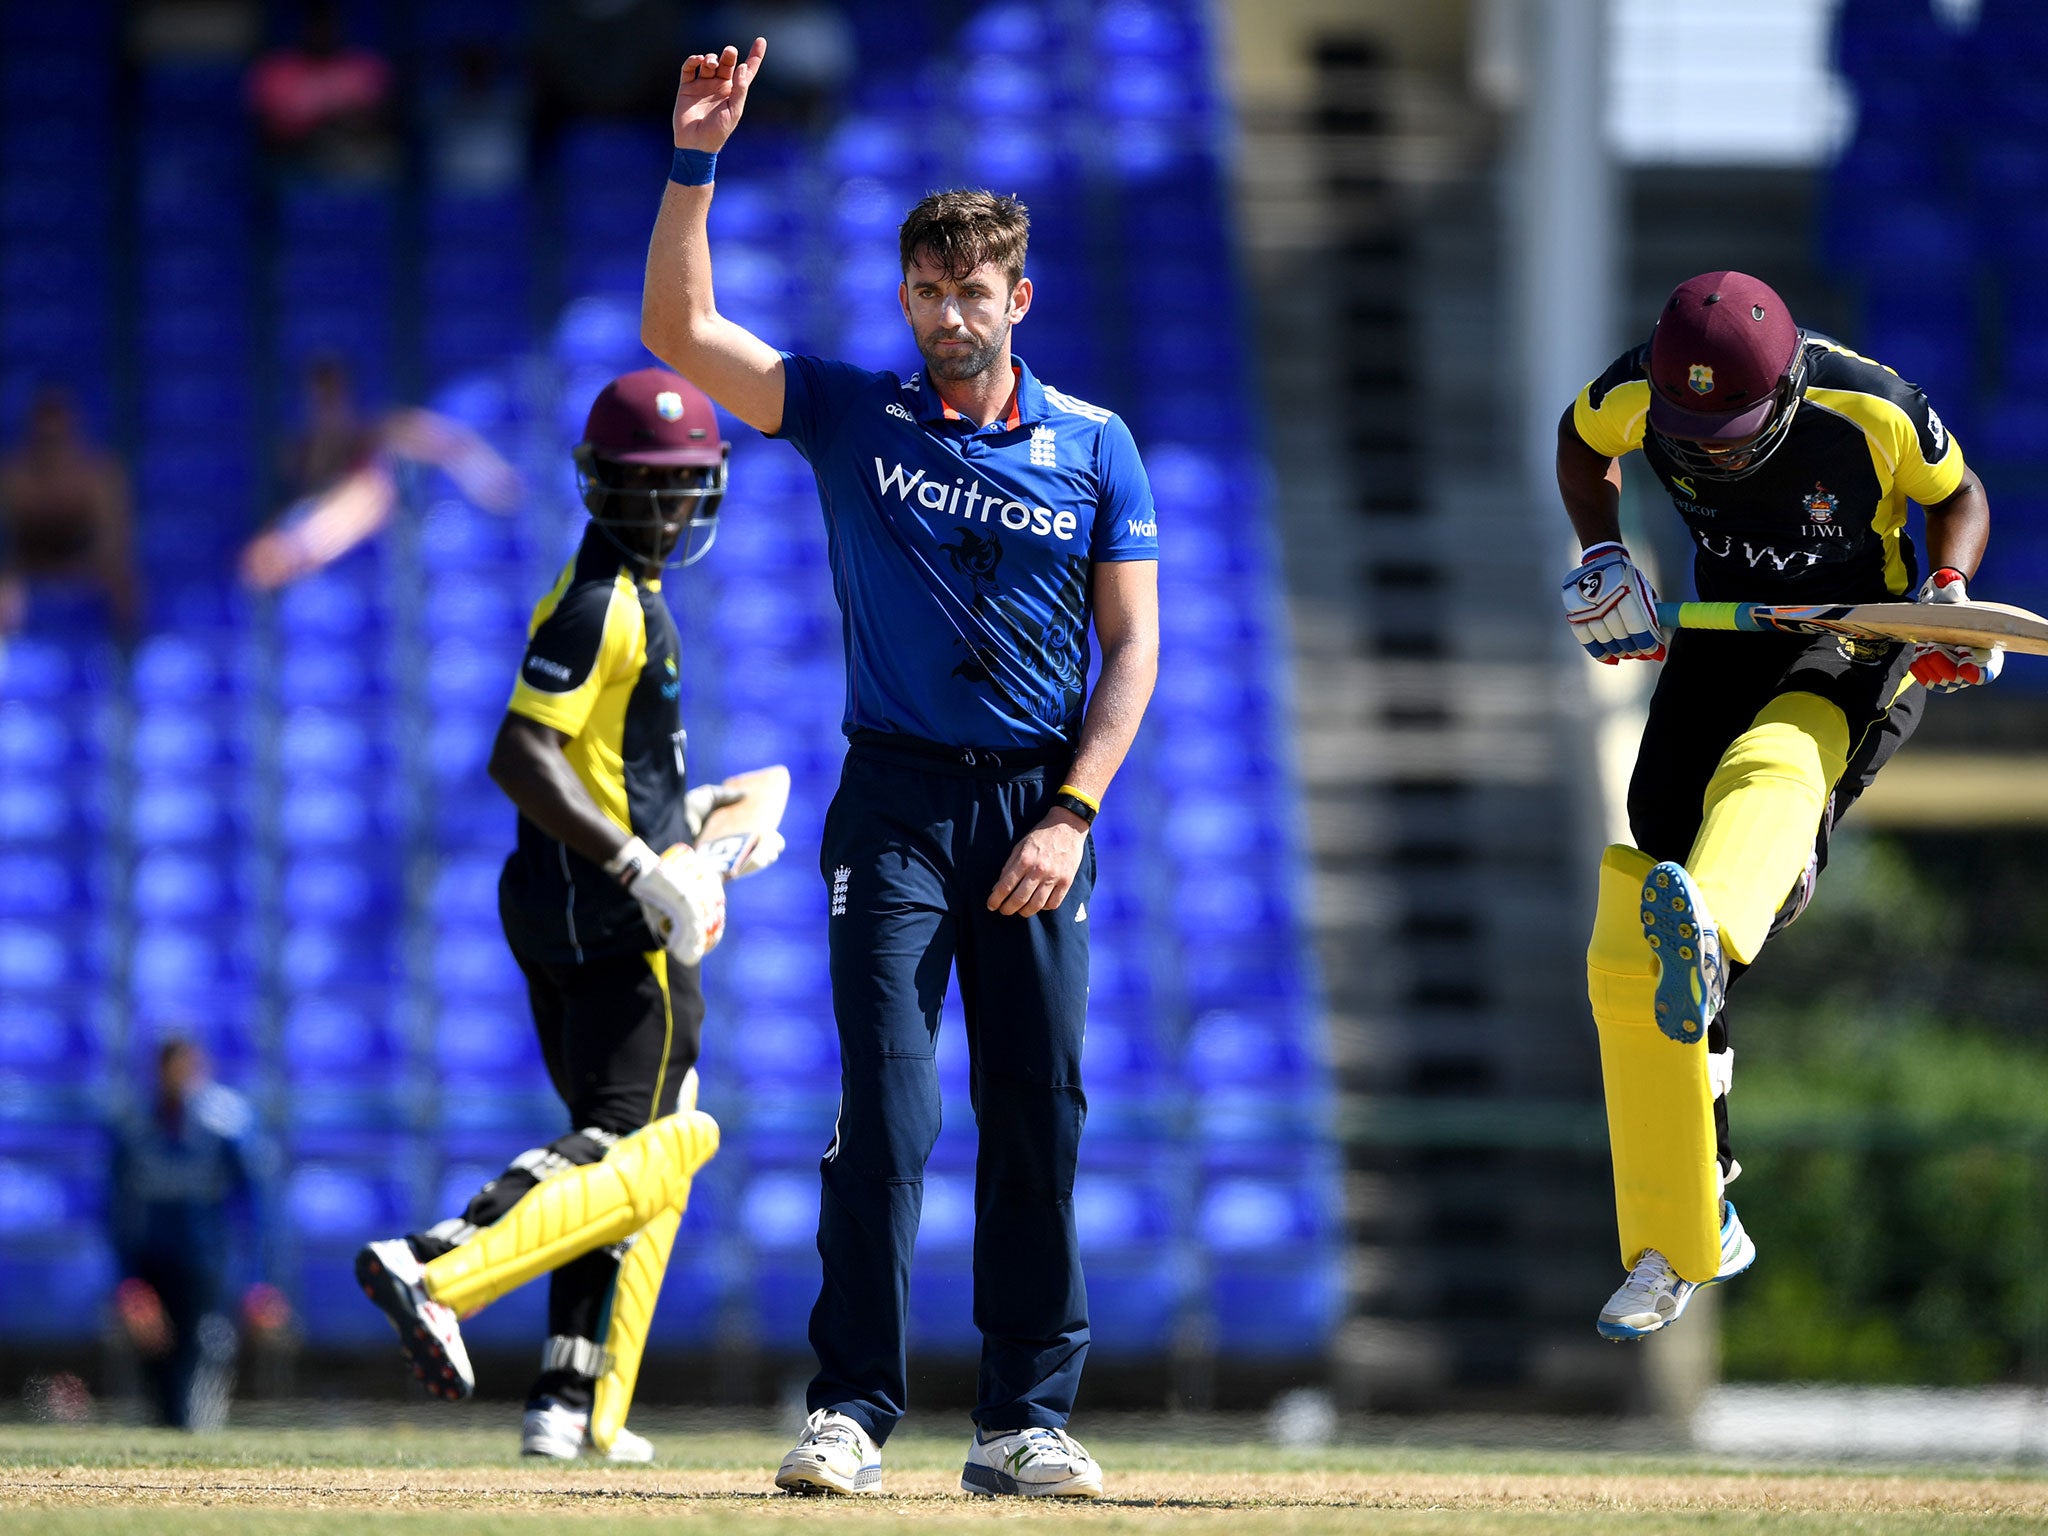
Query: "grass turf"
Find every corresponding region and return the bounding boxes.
[6,1417,2048,1535]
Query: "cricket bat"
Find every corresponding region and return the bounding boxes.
[693,764,790,879]
[1654,598,2048,656]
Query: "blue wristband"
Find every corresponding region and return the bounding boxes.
[670,147,717,186]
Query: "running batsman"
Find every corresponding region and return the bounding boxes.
[1558,271,1996,1341]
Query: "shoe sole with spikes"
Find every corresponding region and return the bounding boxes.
[1640,861,1722,1045]
[354,1241,473,1402]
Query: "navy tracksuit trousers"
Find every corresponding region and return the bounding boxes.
[807,735,1095,1444]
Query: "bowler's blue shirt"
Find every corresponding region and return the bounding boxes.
[774,354,1157,747]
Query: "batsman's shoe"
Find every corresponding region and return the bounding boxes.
[775,1409,883,1495]
[1598,1202,1758,1341]
[354,1238,473,1401]
[521,1398,655,1462]
[960,1425,1104,1499]
[1640,861,1726,1044]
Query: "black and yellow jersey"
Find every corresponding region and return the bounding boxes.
[1573,332,1966,603]
[498,523,686,964]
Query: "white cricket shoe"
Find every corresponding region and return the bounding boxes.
[354,1238,474,1400]
[774,1408,883,1495]
[1640,860,1727,1044]
[960,1425,1104,1499]
[520,1398,655,1462]
[1598,1202,1758,1341]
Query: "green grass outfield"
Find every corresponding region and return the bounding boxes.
[6,1414,2048,1535]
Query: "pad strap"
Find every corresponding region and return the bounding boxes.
[542,1333,610,1379]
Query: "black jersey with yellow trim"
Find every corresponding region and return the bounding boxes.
[499,523,687,964]
[1572,332,1965,603]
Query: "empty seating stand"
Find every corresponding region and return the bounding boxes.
[0,0,1336,1375]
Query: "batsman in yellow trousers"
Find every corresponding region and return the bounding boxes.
[1556,272,1999,1339]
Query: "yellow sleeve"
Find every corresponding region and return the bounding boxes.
[506,574,645,738]
[1571,351,1652,460]
[1893,414,1965,505]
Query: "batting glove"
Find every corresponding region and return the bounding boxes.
[607,836,727,965]
[730,829,784,879]
[683,783,743,842]
[1910,567,2004,693]
[1562,542,1667,664]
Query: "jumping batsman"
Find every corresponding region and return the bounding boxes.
[1558,272,1997,1340]
[354,370,768,1458]
[643,41,1158,1498]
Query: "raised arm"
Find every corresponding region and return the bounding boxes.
[642,39,786,436]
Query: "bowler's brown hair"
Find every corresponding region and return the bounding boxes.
[898,189,1031,288]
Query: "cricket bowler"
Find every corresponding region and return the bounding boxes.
[641,41,1159,1498]
[1558,271,1997,1340]
[354,369,771,1458]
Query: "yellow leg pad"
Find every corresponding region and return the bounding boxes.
[588,1204,683,1454]
[1687,691,1849,965]
[423,1109,719,1318]
[1590,845,1721,1282]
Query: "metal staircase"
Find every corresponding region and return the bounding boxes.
[1239,34,1654,1412]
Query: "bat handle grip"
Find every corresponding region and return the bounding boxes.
[1657,601,1757,633]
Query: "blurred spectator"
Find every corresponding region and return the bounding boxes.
[706,1,854,129]
[108,1038,283,1431]
[129,0,261,61]
[242,357,521,589]
[246,0,397,183]
[279,354,378,504]
[0,386,140,640]
[426,42,531,194]
[534,0,686,139]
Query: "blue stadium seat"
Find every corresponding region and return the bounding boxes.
[962,0,1057,55]
[277,643,390,707]
[130,708,257,776]
[0,921,91,990]
[719,931,831,1009]
[132,849,250,922]
[278,781,391,847]
[0,696,106,771]
[130,921,258,995]
[728,1008,838,1088]
[0,778,100,845]
[0,848,101,917]
[278,707,389,780]
[139,302,251,359]
[434,1002,552,1098]
[0,997,107,1117]
[424,638,515,710]
[426,711,498,789]
[434,925,526,999]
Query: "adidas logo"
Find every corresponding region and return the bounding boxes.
[1074,903,1087,922]
[886,402,914,422]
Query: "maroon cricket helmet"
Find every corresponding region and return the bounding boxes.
[580,367,726,466]
[1647,272,1802,442]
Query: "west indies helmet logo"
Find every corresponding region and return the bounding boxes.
[655,391,685,421]
[1688,363,1715,395]
[1803,482,1837,523]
